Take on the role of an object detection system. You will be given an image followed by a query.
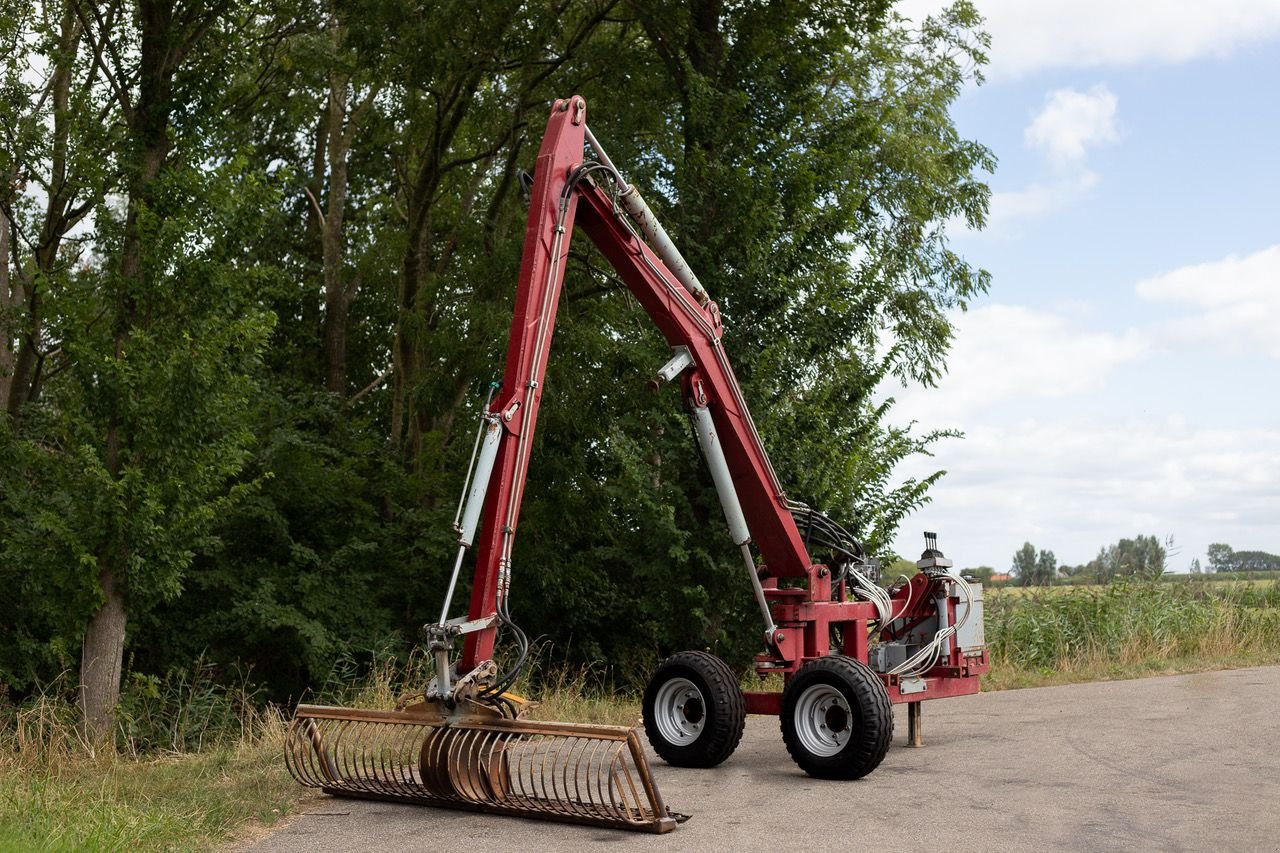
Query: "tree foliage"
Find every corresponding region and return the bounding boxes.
[2,0,994,716]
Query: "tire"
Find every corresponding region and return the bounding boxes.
[780,655,893,780]
[642,651,746,768]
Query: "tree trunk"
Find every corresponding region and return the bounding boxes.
[78,564,126,746]
[0,205,13,406]
[320,17,351,395]
[77,0,182,744]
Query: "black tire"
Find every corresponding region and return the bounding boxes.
[642,651,746,768]
[780,655,893,780]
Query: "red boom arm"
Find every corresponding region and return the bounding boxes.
[460,96,816,670]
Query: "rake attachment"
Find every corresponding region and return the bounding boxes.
[285,703,685,833]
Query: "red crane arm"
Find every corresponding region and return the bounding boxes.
[461,97,814,670]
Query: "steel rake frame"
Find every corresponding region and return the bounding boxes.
[285,704,683,833]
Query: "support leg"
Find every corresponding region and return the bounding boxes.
[907,701,923,747]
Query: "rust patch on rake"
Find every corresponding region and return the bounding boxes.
[285,704,685,833]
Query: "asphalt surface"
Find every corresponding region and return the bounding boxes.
[247,666,1280,852]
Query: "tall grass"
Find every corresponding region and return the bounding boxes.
[0,667,296,851]
[985,578,1280,687]
[310,642,641,726]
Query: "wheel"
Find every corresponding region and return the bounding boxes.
[780,655,893,779]
[642,651,746,767]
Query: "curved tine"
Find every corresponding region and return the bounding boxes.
[301,718,332,786]
[604,737,634,819]
[406,724,432,790]
[328,718,352,789]
[567,736,597,818]
[534,731,565,815]
[500,731,523,803]
[376,722,402,796]
[284,720,305,784]
[587,737,613,815]
[514,732,539,805]
[532,732,554,811]
[567,737,589,814]
[450,728,484,803]
[544,732,577,817]
[612,746,645,821]
[302,719,330,786]
[560,736,585,815]
[478,727,501,799]
[504,731,529,806]
[448,728,478,803]
[484,729,510,803]
[389,721,424,796]
[448,727,477,802]
[423,727,453,799]
[283,719,303,783]
[304,717,339,783]
[350,722,373,788]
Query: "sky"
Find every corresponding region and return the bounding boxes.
[887,0,1280,571]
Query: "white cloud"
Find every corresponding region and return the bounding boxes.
[963,87,1115,237]
[897,0,1280,77]
[1025,86,1119,166]
[891,418,1280,569]
[892,304,1147,422]
[982,170,1097,235]
[1137,245,1280,358]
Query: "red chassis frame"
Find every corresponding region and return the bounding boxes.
[459,96,985,711]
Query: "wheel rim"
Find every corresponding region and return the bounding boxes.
[793,683,853,757]
[652,677,706,746]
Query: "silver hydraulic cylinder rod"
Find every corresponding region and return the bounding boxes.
[691,404,777,640]
[438,416,503,626]
[583,125,709,305]
[690,404,749,545]
[619,187,710,305]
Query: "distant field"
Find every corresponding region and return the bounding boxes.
[987,576,1279,597]
[982,576,1280,689]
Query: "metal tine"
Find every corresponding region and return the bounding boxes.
[513,732,536,804]
[454,728,487,803]
[603,741,633,822]
[572,736,604,818]
[385,721,419,797]
[425,727,453,799]
[588,737,613,815]
[552,732,586,814]
[512,732,535,807]
[533,732,553,810]
[478,730,503,803]
[535,732,565,814]
[563,736,586,815]
[613,749,644,819]
[547,734,581,817]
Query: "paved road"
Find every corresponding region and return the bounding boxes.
[248,666,1280,852]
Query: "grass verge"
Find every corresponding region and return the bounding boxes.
[0,683,298,851]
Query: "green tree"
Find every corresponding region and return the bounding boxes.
[1206,543,1234,573]
[1090,534,1168,584]
[0,0,277,740]
[1012,542,1037,586]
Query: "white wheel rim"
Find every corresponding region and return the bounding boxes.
[794,683,852,757]
[653,677,706,746]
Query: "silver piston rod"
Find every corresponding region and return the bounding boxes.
[584,125,709,306]
[690,404,777,643]
[433,413,504,697]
